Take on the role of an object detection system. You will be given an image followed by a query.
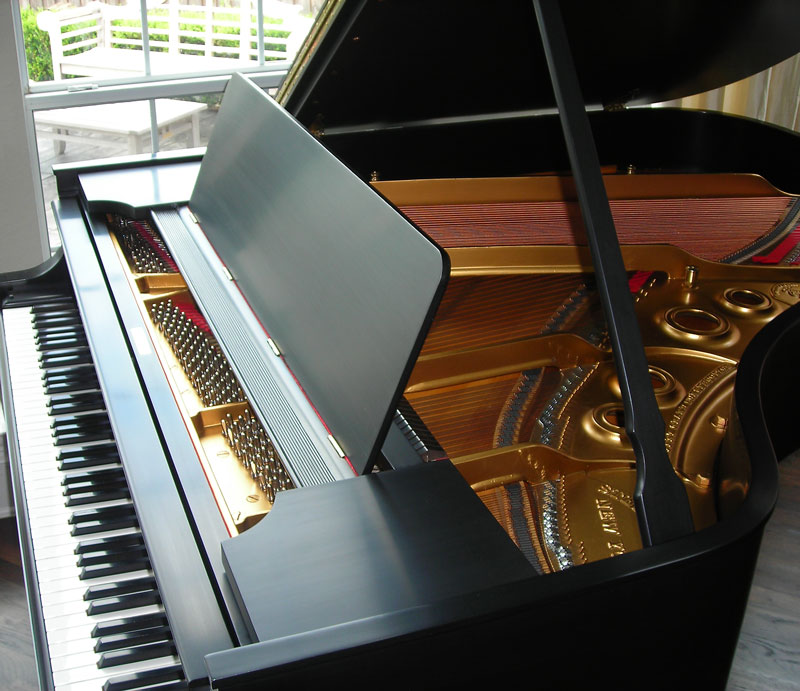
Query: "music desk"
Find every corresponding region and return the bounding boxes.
[34,98,207,155]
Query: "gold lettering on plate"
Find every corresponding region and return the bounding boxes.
[597,482,634,509]
[664,364,734,456]
[772,283,800,302]
[607,539,626,556]
[595,497,620,536]
[594,484,634,556]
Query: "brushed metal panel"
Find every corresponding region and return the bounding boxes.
[190,74,448,475]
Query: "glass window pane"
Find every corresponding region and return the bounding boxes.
[22,1,146,84]
[34,96,219,247]
[142,0,315,78]
[21,0,316,85]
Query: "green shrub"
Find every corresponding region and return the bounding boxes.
[110,17,169,52]
[61,20,99,57]
[19,6,294,81]
[20,8,53,82]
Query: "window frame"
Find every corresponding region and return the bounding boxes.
[14,0,296,253]
[19,0,293,138]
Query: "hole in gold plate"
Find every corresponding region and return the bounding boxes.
[666,307,727,336]
[724,288,771,311]
[602,407,625,429]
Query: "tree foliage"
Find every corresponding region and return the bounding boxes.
[21,9,54,82]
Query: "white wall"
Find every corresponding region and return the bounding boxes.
[0,0,49,274]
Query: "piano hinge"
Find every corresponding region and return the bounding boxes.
[327,434,346,458]
[266,337,281,357]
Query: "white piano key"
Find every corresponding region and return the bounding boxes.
[52,654,180,688]
[26,495,131,517]
[43,592,160,621]
[43,603,164,637]
[39,571,154,607]
[30,526,140,555]
[23,464,123,484]
[27,498,134,527]
[51,648,173,676]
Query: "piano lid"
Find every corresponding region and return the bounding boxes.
[280,0,800,130]
[189,74,449,476]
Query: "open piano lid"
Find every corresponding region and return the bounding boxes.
[190,74,449,476]
[281,0,800,129]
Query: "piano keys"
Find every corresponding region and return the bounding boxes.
[4,1,800,687]
[3,296,182,690]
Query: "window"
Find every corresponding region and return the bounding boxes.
[15,0,321,249]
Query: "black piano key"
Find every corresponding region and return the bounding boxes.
[48,391,106,416]
[52,413,114,446]
[54,425,114,447]
[59,455,121,473]
[77,545,147,573]
[33,320,82,334]
[76,532,144,555]
[71,518,138,537]
[97,641,176,670]
[45,379,99,397]
[43,362,94,379]
[58,440,118,461]
[32,302,79,312]
[31,305,79,317]
[66,488,130,507]
[33,324,85,341]
[80,556,151,580]
[35,334,88,351]
[52,411,110,430]
[53,412,110,428]
[39,347,92,367]
[84,576,157,602]
[102,663,184,691]
[58,443,121,471]
[29,297,76,312]
[78,557,150,581]
[92,612,168,638]
[49,389,104,405]
[94,624,171,653]
[34,324,83,340]
[44,368,100,394]
[47,389,105,408]
[69,504,136,526]
[87,590,160,617]
[70,506,138,537]
[31,314,83,329]
[33,319,82,334]
[63,467,127,493]
[63,466,125,484]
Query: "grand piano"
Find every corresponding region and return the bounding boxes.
[3,1,800,688]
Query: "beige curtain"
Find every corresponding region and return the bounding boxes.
[667,52,800,132]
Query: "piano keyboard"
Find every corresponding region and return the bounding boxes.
[4,294,185,691]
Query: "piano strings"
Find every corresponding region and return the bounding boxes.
[108,216,293,534]
[98,174,800,574]
[381,173,800,571]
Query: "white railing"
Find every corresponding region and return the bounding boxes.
[37,0,312,80]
